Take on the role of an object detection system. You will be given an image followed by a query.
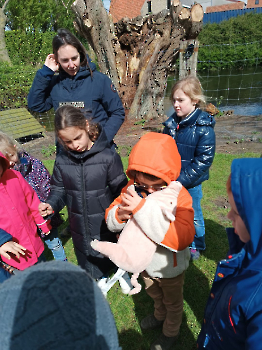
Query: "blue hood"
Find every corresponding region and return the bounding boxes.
[230,158,262,269]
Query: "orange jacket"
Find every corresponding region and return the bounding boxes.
[105,132,195,253]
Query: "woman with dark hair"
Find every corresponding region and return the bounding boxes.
[28,28,125,146]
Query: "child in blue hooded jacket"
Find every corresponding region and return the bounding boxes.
[197,158,262,349]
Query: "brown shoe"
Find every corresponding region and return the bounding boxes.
[150,332,179,350]
[140,314,164,330]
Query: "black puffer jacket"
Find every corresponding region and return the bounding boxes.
[163,108,216,189]
[47,129,128,279]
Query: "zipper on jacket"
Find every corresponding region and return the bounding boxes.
[204,275,232,326]
[80,160,90,251]
[228,295,236,333]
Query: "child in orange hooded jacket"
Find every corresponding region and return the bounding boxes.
[105,132,195,350]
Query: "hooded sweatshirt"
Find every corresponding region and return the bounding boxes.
[197,158,262,349]
[0,152,50,270]
[106,132,195,278]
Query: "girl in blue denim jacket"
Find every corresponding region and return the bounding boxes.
[163,76,216,260]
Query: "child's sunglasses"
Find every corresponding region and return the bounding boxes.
[134,178,167,193]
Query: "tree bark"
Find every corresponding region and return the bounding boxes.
[71,0,203,120]
[72,0,120,88]
[0,0,11,64]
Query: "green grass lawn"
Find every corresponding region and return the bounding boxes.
[43,152,260,350]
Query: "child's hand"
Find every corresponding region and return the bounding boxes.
[121,188,142,212]
[38,230,51,238]
[42,231,50,236]
[39,202,53,217]
[117,206,132,222]
[0,241,26,260]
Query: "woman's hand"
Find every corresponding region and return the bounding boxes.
[44,54,59,72]
[39,202,53,217]
[0,241,26,260]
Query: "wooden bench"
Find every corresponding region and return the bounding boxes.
[0,108,45,140]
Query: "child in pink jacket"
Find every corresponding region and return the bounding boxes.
[0,152,51,282]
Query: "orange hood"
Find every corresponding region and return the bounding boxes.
[126,132,181,185]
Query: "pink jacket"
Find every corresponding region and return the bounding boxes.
[0,154,50,270]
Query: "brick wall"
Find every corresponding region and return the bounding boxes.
[246,0,262,7]
[110,0,146,22]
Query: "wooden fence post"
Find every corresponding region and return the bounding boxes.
[179,40,199,79]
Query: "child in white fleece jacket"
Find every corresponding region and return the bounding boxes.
[105,132,195,350]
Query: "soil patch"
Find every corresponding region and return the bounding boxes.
[21,114,262,161]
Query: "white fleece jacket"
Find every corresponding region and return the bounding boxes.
[106,185,190,279]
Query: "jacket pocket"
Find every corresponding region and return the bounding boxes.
[97,187,113,211]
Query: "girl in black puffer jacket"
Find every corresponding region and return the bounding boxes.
[39,106,128,279]
[163,76,216,260]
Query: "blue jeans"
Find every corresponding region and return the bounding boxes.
[188,185,206,250]
[43,228,67,261]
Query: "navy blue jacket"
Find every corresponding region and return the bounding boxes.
[46,128,128,279]
[163,108,216,189]
[27,61,125,143]
[197,158,262,349]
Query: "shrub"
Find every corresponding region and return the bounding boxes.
[5,30,54,66]
[198,12,262,70]
[0,62,38,109]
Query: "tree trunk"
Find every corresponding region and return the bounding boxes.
[0,0,11,65]
[71,0,203,120]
